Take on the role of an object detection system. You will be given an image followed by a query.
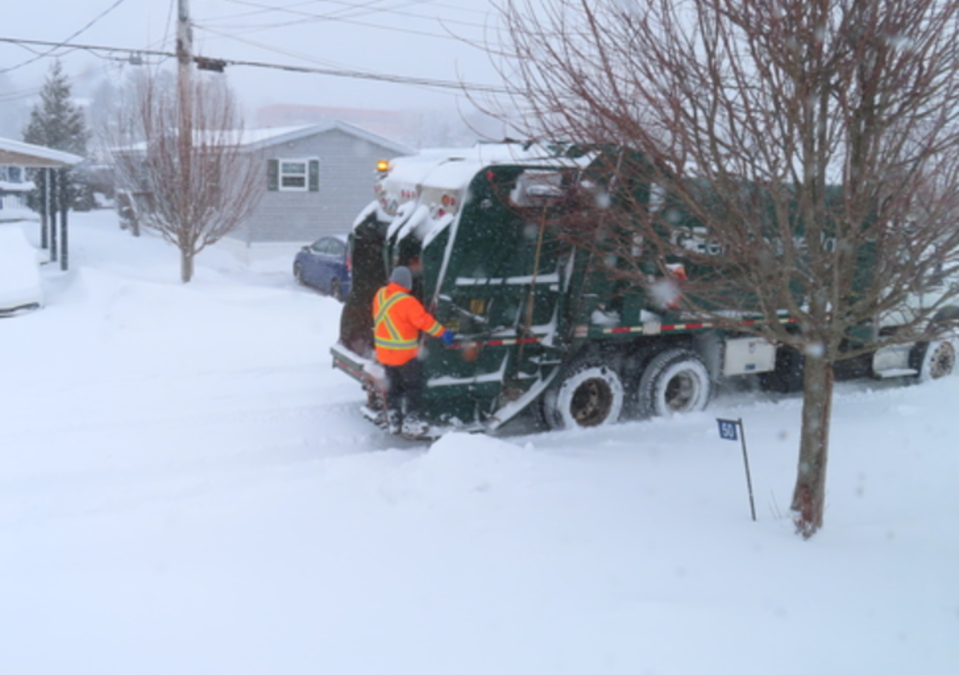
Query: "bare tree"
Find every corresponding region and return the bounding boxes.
[491,0,959,537]
[110,70,263,282]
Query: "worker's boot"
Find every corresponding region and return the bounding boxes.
[401,414,429,439]
[386,410,403,435]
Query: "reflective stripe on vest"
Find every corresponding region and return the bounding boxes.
[374,288,419,350]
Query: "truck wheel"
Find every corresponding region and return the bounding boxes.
[544,361,625,430]
[637,349,711,417]
[917,339,956,382]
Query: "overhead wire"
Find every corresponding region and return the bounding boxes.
[0,36,508,94]
[0,0,130,75]
[195,25,479,100]
[197,24,387,75]
[0,0,505,99]
[190,0,502,92]
[207,0,326,22]
[191,0,503,88]
[212,0,446,24]
[201,0,491,39]
[0,86,44,103]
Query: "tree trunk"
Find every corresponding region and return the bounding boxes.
[791,353,834,538]
[180,248,194,283]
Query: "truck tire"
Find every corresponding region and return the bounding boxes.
[911,307,959,383]
[543,360,625,430]
[916,339,956,383]
[637,348,711,418]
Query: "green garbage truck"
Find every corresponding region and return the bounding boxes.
[331,143,956,435]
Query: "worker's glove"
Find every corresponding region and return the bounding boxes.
[441,330,455,347]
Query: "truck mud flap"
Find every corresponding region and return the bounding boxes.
[331,343,379,384]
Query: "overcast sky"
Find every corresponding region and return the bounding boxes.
[0,0,508,116]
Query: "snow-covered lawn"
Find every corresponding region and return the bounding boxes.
[0,224,43,314]
[1,212,957,674]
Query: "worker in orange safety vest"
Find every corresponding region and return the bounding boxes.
[372,266,454,435]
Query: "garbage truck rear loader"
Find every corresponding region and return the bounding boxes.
[331,144,956,435]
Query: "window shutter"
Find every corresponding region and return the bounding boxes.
[267,159,279,191]
[308,159,320,192]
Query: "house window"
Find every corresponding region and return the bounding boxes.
[280,160,308,191]
[267,158,319,192]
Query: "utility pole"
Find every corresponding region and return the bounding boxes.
[177,0,193,128]
[176,0,194,280]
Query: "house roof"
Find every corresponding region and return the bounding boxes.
[112,121,415,157]
[241,121,414,155]
[0,137,84,168]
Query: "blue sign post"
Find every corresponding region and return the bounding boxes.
[717,419,739,441]
[717,418,756,522]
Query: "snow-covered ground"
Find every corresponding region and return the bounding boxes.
[2,211,957,675]
[0,224,43,313]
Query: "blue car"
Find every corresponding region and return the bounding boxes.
[293,234,351,300]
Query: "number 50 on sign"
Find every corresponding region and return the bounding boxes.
[717,418,739,441]
[716,417,756,521]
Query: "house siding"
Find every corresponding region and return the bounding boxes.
[236,129,405,244]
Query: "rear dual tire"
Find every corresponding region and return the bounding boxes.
[543,361,624,430]
[636,349,712,418]
[542,348,712,430]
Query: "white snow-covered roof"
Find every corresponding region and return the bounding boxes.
[241,121,413,155]
[113,121,414,157]
[0,137,83,168]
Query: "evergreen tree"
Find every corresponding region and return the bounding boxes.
[22,60,93,211]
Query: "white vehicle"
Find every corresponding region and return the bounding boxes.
[0,226,43,317]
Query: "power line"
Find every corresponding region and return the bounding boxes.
[197,24,401,78]
[197,20,485,101]
[199,6,485,43]
[0,86,44,103]
[0,36,507,94]
[0,0,130,75]
[209,0,490,31]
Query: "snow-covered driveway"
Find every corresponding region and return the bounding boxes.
[1,213,957,675]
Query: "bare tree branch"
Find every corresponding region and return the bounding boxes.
[491,0,959,537]
[109,70,263,282]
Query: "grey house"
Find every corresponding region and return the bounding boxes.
[233,121,412,245]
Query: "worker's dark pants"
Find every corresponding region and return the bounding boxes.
[384,358,423,420]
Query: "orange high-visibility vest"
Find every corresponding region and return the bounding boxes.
[372,282,445,366]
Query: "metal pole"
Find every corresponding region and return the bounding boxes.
[48,170,58,263]
[40,168,49,249]
[738,418,757,522]
[59,168,69,271]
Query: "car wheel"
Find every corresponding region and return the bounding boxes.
[637,348,712,418]
[294,262,305,285]
[330,277,342,301]
[543,360,625,430]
